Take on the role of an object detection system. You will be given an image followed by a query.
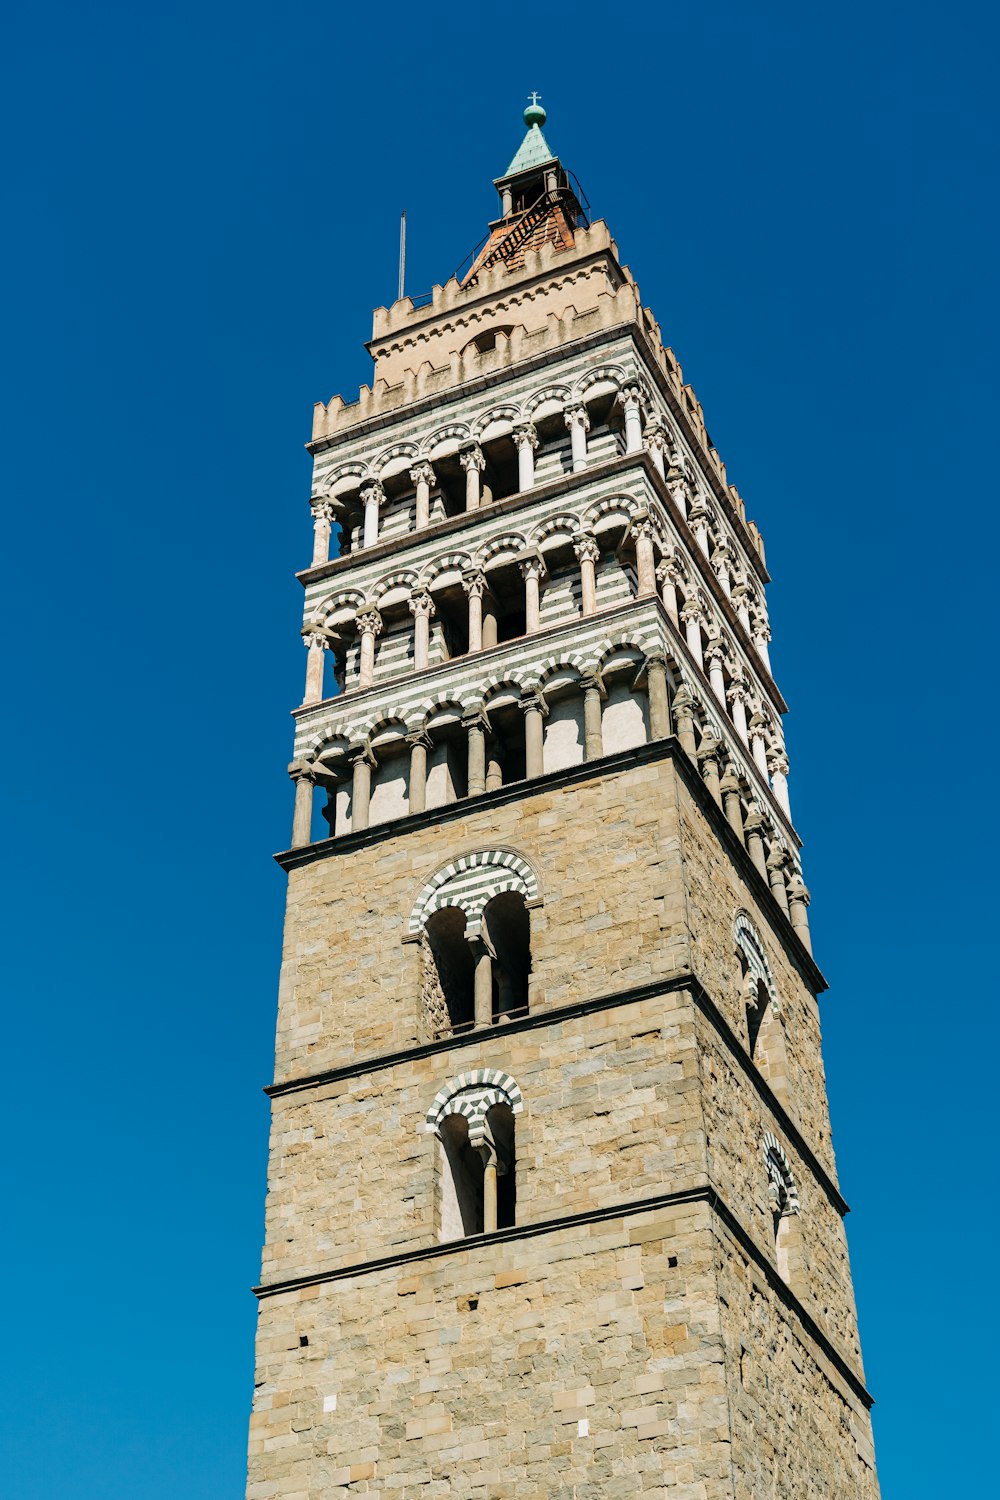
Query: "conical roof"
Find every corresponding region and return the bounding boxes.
[502,121,557,179]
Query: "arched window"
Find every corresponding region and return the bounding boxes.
[735,913,789,1101]
[427,1072,523,1239]
[764,1131,804,1288]
[411,852,539,1038]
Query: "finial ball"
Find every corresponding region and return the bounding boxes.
[524,92,546,128]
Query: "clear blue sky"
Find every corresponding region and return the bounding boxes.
[2,2,995,1495]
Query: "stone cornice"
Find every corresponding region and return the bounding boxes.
[274,737,823,986]
[265,969,844,1215]
[297,451,786,717]
[251,1183,872,1413]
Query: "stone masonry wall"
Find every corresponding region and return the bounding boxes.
[261,991,703,1284]
[272,758,690,1085]
[715,1225,879,1500]
[249,1202,735,1500]
[674,775,840,1181]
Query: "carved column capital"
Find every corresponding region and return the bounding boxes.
[517,550,547,582]
[766,846,789,874]
[564,404,590,432]
[459,443,485,473]
[356,608,384,638]
[618,381,643,409]
[680,600,704,626]
[310,497,336,524]
[573,533,600,564]
[462,569,488,599]
[287,758,317,785]
[767,749,790,778]
[519,690,548,718]
[409,461,435,488]
[787,874,811,907]
[408,589,435,620]
[359,479,384,504]
[513,423,539,452]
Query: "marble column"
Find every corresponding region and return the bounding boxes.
[768,748,792,820]
[289,762,316,849]
[753,609,772,672]
[302,629,328,706]
[620,383,644,453]
[514,424,539,490]
[681,601,704,664]
[463,570,487,653]
[743,808,769,878]
[668,475,689,521]
[706,639,728,705]
[787,874,813,954]
[482,1149,498,1232]
[671,686,698,757]
[643,421,668,478]
[482,593,499,649]
[360,480,383,549]
[713,536,733,598]
[350,747,375,832]
[460,444,486,511]
[407,730,432,814]
[408,589,435,671]
[720,766,745,841]
[632,513,657,597]
[697,733,724,807]
[356,608,383,690]
[767,847,790,916]
[409,462,435,530]
[645,654,672,739]
[688,499,711,558]
[749,713,770,775]
[470,936,494,1027]
[656,558,681,627]
[565,405,590,472]
[732,578,753,633]
[464,712,488,796]
[581,673,604,760]
[574,535,600,617]
[728,680,749,742]
[519,554,545,634]
[310,499,336,567]
[521,693,546,777]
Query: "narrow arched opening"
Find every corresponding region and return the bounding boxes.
[438,1113,485,1238]
[483,891,531,1022]
[423,907,475,1036]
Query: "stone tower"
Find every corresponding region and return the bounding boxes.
[247,101,880,1499]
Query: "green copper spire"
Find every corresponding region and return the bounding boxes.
[503,92,556,178]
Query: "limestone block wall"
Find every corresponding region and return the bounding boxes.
[715,1234,879,1500]
[272,758,691,1085]
[674,775,838,1177]
[260,991,705,1285]
[696,1020,862,1365]
[249,1203,737,1500]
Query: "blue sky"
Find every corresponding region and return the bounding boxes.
[2,2,995,1495]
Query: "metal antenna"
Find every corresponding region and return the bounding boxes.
[398,210,406,302]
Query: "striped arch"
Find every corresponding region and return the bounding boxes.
[420,550,475,588]
[370,441,419,477]
[423,423,471,458]
[425,1068,525,1147]
[574,364,627,400]
[529,512,581,549]
[523,383,571,420]
[583,494,640,533]
[735,911,777,1006]
[310,588,366,629]
[370,569,419,605]
[408,849,540,936]
[478,531,528,567]
[321,462,369,496]
[763,1131,800,1215]
[471,403,520,440]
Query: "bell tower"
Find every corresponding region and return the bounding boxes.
[247,101,880,1499]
